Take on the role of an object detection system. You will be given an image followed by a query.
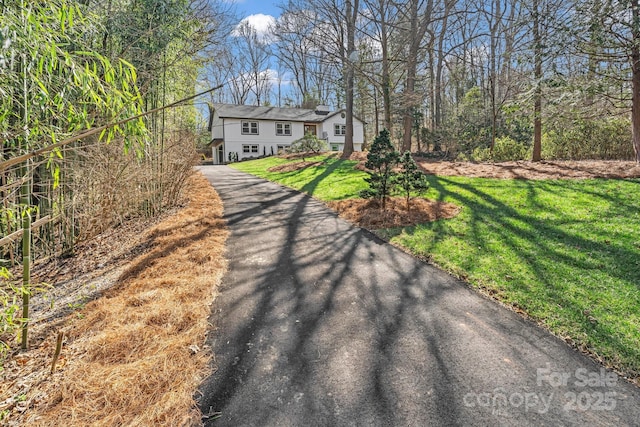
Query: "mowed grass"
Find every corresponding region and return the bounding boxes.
[231,155,369,200]
[231,156,640,379]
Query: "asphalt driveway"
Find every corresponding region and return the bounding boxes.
[197,165,640,426]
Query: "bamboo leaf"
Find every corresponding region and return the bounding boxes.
[52,165,60,190]
[60,8,66,32]
[119,58,137,82]
[36,80,49,96]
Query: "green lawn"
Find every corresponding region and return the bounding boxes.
[230,156,640,379]
[231,155,370,200]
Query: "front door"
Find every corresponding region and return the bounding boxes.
[304,124,317,136]
[217,144,224,164]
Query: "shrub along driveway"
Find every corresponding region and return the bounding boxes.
[197,166,640,427]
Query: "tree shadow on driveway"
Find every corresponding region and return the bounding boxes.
[196,166,640,427]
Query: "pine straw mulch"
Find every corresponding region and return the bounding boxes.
[0,171,228,426]
[349,154,640,180]
[414,159,640,179]
[278,151,640,180]
[327,197,461,229]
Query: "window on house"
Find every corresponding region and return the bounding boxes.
[334,124,346,136]
[277,145,290,153]
[276,122,292,136]
[331,144,340,151]
[242,144,259,154]
[242,121,259,135]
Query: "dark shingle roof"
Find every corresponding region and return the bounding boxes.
[211,104,340,123]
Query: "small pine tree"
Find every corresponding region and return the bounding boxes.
[359,129,400,209]
[396,151,429,211]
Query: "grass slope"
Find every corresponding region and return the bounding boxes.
[232,156,640,381]
[232,155,369,200]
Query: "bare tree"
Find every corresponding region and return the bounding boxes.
[226,50,253,104]
[531,0,542,161]
[343,0,359,157]
[361,0,401,133]
[271,0,637,161]
[631,2,640,162]
[569,0,640,162]
[401,0,434,152]
[272,10,315,103]
[434,0,455,139]
[278,0,361,155]
[234,21,272,105]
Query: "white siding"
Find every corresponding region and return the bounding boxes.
[222,118,309,160]
[318,114,364,152]
[211,109,364,162]
[211,110,223,139]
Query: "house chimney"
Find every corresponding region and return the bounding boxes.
[315,105,330,115]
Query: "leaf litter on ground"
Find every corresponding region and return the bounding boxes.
[0,171,228,426]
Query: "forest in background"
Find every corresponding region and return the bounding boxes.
[206,0,640,161]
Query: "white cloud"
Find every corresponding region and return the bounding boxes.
[232,69,292,87]
[263,68,295,86]
[234,14,276,42]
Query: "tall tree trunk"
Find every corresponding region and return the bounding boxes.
[427,45,436,132]
[382,28,392,133]
[633,61,640,162]
[401,0,419,152]
[435,0,452,139]
[489,0,500,151]
[532,0,542,162]
[343,0,359,158]
[379,0,392,133]
[373,84,380,135]
[402,59,418,152]
[632,0,640,163]
[402,0,433,153]
[501,0,516,110]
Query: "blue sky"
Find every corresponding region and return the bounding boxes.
[235,0,281,19]
[230,0,281,41]
[212,0,300,107]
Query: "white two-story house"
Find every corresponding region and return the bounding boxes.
[208,104,364,163]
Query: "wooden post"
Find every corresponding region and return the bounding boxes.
[51,331,64,373]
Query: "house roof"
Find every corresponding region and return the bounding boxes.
[211,103,361,124]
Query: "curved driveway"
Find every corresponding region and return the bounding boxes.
[198,165,640,426]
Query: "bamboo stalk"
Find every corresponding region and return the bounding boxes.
[19,42,32,351]
[20,213,31,351]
